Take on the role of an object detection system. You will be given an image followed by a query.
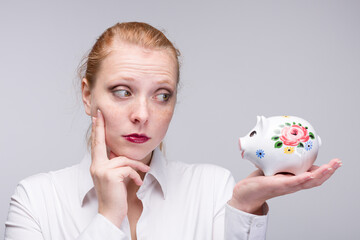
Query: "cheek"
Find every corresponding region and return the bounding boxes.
[153,107,174,132]
[162,108,174,122]
[100,103,127,133]
[90,89,111,116]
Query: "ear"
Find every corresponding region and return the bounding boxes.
[81,78,92,116]
[256,115,268,131]
[256,116,261,126]
[259,116,268,132]
[256,115,265,128]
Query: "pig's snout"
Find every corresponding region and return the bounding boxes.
[239,138,245,159]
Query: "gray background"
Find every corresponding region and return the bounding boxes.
[1,0,359,239]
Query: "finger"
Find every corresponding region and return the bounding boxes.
[108,157,151,173]
[91,116,96,152]
[329,158,342,169]
[301,171,331,189]
[118,167,144,186]
[281,172,312,189]
[308,158,342,172]
[308,165,320,172]
[92,109,108,163]
[304,159,342,188]
[318,167,336,183]
[311,163,332,179]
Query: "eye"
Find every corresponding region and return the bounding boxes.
[250,130,257,137]
[114,89,131,98]
[155,93,171,102]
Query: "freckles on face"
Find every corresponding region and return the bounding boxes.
[151,104,175,134]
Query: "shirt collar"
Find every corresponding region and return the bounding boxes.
[78,147,168,206]
[146,147,168,199]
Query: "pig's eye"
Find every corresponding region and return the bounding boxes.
[250,130,257,137]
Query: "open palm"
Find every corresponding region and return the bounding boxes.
[229,158,342,214]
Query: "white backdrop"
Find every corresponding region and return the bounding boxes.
[1,1,359,239]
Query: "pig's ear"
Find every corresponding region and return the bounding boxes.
[256,116,261,126]
[259,116,268,131]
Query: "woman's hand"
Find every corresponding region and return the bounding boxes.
[90,109,150,228]
[229,159,342,215]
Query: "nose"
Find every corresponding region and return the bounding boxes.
[130,98,149,125]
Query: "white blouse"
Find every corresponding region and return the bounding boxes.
[5,147,268,240]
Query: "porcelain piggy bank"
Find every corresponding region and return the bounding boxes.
[239,116,321,176]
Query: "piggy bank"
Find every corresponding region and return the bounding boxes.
[239,116,321,176]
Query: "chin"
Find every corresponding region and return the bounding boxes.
[109,143,155,161]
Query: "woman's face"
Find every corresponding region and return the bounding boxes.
[82,43,178,161]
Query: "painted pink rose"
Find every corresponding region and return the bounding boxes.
[280,125,310,146]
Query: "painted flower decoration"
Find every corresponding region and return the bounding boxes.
[305,140,313,151]
[256,149,265,159]
[271,122,315,153]
[284,147,295,154]
[279,125,310,146]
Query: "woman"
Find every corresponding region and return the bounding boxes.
[5,22,341,240]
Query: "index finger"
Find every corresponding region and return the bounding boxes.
[91,109,108,163]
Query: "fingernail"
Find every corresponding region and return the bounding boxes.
[334,161,342,169]
[92,116,96,124]
[97,109,101,117]
[337,160,343,168]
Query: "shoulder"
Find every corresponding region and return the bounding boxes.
[15,164,80,203]
[19,164,79,188]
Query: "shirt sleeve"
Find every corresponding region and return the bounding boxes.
[5,181,129,240]
[76,214,129,240]
[224,202,268,240]
[212,168,269,240]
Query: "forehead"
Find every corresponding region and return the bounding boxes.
[97,43,178,85]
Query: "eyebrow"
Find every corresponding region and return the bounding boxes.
[109,76,174,85]
[156,79,174,85]
[117,76,136,82]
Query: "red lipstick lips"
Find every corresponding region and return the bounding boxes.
[123,134,150,143]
